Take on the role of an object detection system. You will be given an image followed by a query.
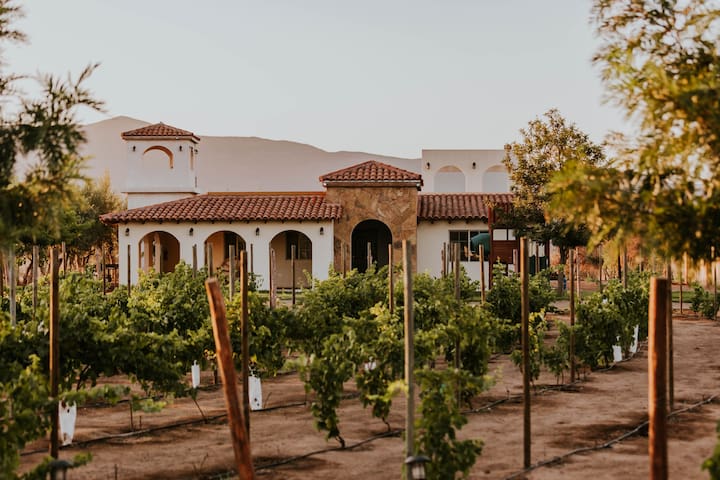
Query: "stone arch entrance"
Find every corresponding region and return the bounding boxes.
[138,231,180,274]
[351,220,392,273]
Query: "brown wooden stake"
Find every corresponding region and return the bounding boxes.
[269,248,276,308]
[291,245,296,306]
[666,262,674,411]
[192,244,198,277]
[0,250,4,300]
[229,245,236,300]
[623,246,628,289]
[32,245,39,316]
[575,247,581,301]
[9,247,15,326]
[534,242,540,275]
[127,244,131,296]
[249,244,254,275]
[441,243,446,278]
[208,243,214,276]
[388,243,394,314]
[454,242,461,408]
[520,238,531,468]
[513,248,518,274]
[403,240,415,461]
[102,245,106,295]
[366,241,372,271]
[61,241,66,276]
[598,245,604,293]
[49,247,60,462]
[649,277,668,480]
[679,253,685,314]
[205,278,255,480]
[569,249,576,383]
[479,244,486,303]
[240,251,251,436]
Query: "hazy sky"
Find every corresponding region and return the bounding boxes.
[7,1,625,158]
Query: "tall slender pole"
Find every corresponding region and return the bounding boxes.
[520,238,531,468]
[126,244,131,296]
[403,240,415,463]
[441,242,446,277]
[0,249,4,300]
[513,248,518,274]
[623,246,628,289]
[666,262,674,411]
[229,245,236,300]
[291,245,296,306]
[479,245,486,303]
[101,246,106,294]
[240,251,250,436]
[575,247,581,301]
[388,244,394,314]
[367,241,372,271]
[598,245,604,293]
[569,249,576,383]
[192,244,198,277]
[679,253,685,314]
[250,243,254,274]
[61,241,66,276]
[649,277,668,480]
[32,245,39,316]
[49,247,60,465]
[454,242,461,408]
[9,247,15,326]
[205,278,255,480]
[534,242,540,275]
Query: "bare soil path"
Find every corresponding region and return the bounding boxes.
[20,313,720,479]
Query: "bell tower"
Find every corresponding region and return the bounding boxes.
[121,122,201,208]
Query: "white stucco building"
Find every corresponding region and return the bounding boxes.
[101,122,545,290]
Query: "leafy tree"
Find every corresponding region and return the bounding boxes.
[550,1,720,261]
[502,109,605,284]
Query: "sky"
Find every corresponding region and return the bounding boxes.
[6,1,626,158]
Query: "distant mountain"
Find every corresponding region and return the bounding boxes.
[78,116,419,195]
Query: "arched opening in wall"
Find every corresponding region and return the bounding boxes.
[482,164,510,192]
[434,166,465,193]
[142,145,174,170]
[137,231,180,274]
[269,230,312,289]
[204,231,247,273]
[351,220,392,273]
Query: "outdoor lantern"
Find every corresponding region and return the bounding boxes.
[255,227,260,236]
[405,455,430,480]
[319,226,324,235]
[124,227,130,236]
[49,459,73,480]
[189,227,194,236]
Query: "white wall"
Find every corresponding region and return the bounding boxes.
[421,150,509,193]
[118,220,335,289]
[417,220,490,287]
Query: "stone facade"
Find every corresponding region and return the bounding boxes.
[325,185,419,273]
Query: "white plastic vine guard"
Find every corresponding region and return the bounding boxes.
[630,325,639,354]
[612,344,623,363]
[249,375,262,411]
[59,401,77,446]
[191,360,201,388]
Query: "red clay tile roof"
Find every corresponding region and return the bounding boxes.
[418,193,513,221]
[320,160,423,187]
[100,193,341,224]
[121,122,200,142]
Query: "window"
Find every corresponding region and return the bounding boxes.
[286,232,312,260]
[449,230,488,262]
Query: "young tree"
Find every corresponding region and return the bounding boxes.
[503,109,605,290]
[550,1,720,262]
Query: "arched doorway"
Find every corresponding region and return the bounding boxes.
[204,231,246,273]
[138,231,180,274]
[269,230,313,288]
[352,220,392,273]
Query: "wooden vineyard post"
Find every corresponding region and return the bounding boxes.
[192,244,198,277]
[679,253,685,314]
[49,247,60,468]
[569,249,576,383]
[32,245,39,316]
[666,262,674,411]
[229,245,236,300]
[9,246,15,326]
[479,244,486,303]
[403,240,415,463]
[534,242,540,275]
[623,246,628,289]
[205,278,256,480]
[127,244,131,296]
[388,243,394,314]
[269,248,276,308]
[454,242,461,408]
[291,245,296,306]
[240,251,251,435]
[250,243,254,274]
[61,241,66,276]
[513,248,518,274]
[101,246,107,295]
[520,237,531,468]
[367,241,372,270]
[441,242,446,278]
[649,277,668,480]
[0,249,4,300]
[575,247,581,301]
[598,245,603,293]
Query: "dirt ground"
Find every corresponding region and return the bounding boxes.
[20,307,720,480]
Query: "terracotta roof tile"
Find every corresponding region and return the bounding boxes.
[320,160,422,187]
[100,193,341,224]
[418,193,513,221]
[121,122,200,142]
